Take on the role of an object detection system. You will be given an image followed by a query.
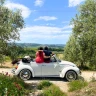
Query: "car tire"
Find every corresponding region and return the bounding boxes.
[65,70,77,81]
[19,69,32,80]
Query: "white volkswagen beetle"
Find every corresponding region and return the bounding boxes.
[12,55,81,81]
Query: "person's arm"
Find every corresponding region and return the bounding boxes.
[52,52,54,56]
[44,56,50,58]
[43,53,50,58]
[50,51,54,56]
[36,52,38,57]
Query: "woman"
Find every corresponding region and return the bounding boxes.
[35,47,45,63]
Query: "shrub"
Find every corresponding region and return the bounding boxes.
[37,80,52,90]
[10,76,26,87]
[68,80,88,92]
[39,85,67,96]
[0,74,25,96]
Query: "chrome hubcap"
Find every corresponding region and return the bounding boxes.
[23,71,29,78]
[68,74,74,79]
[20,70,30,79]
[66,71,77,81]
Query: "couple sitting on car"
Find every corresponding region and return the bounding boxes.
[35,46,53,63]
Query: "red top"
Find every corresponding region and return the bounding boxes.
[35,51,44,63]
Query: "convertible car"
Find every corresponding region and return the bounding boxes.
[11,55,81,81]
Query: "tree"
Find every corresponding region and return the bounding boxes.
[0,0,24,64]
[6,43,24,61]
[64,34,79,63]
[64,0,96,68]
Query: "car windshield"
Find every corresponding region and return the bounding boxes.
[52,55,61,62]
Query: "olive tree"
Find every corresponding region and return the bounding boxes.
[64,34,79,63]
[0,0,24,64]
[64,0,96,68]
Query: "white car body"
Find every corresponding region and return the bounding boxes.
[12,55,81,81]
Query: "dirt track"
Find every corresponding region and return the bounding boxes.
[0,68,96,93]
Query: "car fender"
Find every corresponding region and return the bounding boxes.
[60,66,79,78]
[15,65,35,77]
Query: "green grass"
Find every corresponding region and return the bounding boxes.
[37,80,67,96]
[0,74,25,95]
[5,56,11,61]
[37,80,53,90]
[0,66,10,68]
[0,74,34,96]
[68,80,88,92]
[39,85,67,96]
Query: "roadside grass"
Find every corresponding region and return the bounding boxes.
[68,81,96,96]
[39,84,67,96]
[0,66,10,68]
[0,71,95,96]
[0,74,24,95]
[0,73,34,96]
[37,80,67,96]
[68,80,88,92]
[0,75,67,96]
[37,80,53,90]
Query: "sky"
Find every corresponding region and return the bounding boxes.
[4,0,85,44]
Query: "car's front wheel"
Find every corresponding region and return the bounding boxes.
[65,70,77,81]
[19,69,32,80]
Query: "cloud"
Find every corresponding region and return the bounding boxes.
[18,25,72,43]
[69,0,85,7]
[34,0,44,7]
[4,1,31,18]
[20,25,72,34]
[63,25,73,29]
[34,16,57,21]
[21,26,62,34]
[62,21,69,24]
[46,23,55,26]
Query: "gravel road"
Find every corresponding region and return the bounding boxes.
[0,68,96,92]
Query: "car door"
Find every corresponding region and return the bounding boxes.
[30,62,42,77]
[42,62,60,77]
[42,57,60,77]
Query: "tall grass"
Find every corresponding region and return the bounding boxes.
[39,85,67,96]
[37,80,53,90]
[68,80,88,92]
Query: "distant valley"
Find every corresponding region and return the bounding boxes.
[15,43,65,48]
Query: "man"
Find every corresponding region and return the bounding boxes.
[43,46,53,63]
